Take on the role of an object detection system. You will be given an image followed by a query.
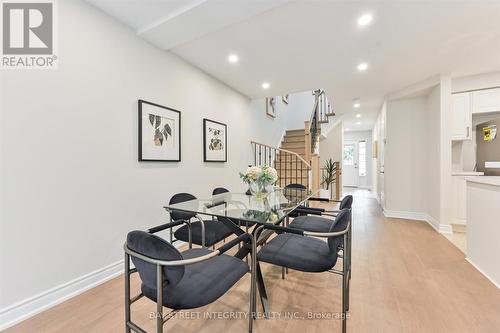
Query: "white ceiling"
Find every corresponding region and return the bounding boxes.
[87,0,500,131]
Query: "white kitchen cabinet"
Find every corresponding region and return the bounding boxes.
[472,88,500,114]
[451,92,472,141]
[452,176,467,225]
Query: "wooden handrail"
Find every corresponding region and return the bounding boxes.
[250,141,311,168]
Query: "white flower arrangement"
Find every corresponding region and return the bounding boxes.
[239,165,278,187]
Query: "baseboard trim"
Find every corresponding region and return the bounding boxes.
[0,241,186,331]
[0,260,123,331]
[383,210,427,221]
[438,223,453,234]
[383,210,451,234]
[465,258,500,289]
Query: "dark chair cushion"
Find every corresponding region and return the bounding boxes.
[169,193,197,221]
[126,231,184,288]
[212,187,229,195]
[328,209,350,252]
[339,195,353,210]
[174,220,233,247]
[289,215,334,233]
[257,233,338,272]
[142,248,248,310]
[285,183,306,190]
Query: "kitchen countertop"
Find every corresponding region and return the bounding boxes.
[466,176,500,187]
[452,171,484,176]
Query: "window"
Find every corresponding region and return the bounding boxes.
[343,144,354,166]
[358,141,366,177]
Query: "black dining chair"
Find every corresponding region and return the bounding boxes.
[124,224,256,333]
[212,187,230,195]
[288,195,353,232]
[169,193,233,249]
[288,195,353,281]
[213,187,257,232]
[256,209,351,333]
[284,183,326,218]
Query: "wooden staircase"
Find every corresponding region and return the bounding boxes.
[251,89,339,191]
[275,129,309,187]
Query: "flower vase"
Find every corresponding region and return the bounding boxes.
[249,181,269,199]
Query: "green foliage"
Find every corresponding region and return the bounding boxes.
[321,158,337,190]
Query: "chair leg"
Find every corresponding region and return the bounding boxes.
[341,234,348,333]
[285,217,289,275]
[187,221,193,249]
[246,224,249,264]
[156,265,164,333]
[349,227,352,281]
[124,253,131,333]
[248,236,257,332]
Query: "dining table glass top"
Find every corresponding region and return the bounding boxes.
[164,187,314,224]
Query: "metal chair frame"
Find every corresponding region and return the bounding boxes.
[254,219,351,333]
[124,222,257,333]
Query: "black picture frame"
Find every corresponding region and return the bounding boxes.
[138,99,181,162]
[203,118,227,162]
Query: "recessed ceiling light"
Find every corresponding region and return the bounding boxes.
[228,54,239,63]
[345,128,350,131]
[354,102,361,108]
[261,82,270,89]
[356,122,362,125]
[357,62,368,71]
[357,13,373,27]
[356,114,361,118]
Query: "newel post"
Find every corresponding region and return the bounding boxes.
[334,161,342,200]
[304,121,311,163]
[311,154,320,193]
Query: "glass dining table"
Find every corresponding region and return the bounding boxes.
[163,186,318,315]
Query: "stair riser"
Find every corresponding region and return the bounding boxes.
[283,136,305,143]
[281,142,305,149]
[285,130,305,136]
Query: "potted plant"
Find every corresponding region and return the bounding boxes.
[320,158,336,199]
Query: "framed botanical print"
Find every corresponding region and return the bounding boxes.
[203,118,227,162]
[138,99,181,162]
[266,97,276,118]
[282,94,289,105]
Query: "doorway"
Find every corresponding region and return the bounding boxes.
[343,141,358,187]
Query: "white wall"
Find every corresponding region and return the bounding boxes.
[249,91,314,148]
[343,130,373,189]
[379,78,448,230]
[319,122,343,166]
[385,98,428,214]
[0,0,294,326]
[425,86,441,223]
[372,103,386,205]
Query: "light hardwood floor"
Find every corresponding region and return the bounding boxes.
[5,190,500,333]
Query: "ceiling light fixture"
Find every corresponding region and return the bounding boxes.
[354,102,361,108]
[228,54,239,63]
[261,82,270,89]
[345,128,350,131]
[356,114,361,118]
[357,13,373,27]
[356,122,362,125]
[357,62,368,72]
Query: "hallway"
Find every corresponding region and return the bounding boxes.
[5,191,500,333]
